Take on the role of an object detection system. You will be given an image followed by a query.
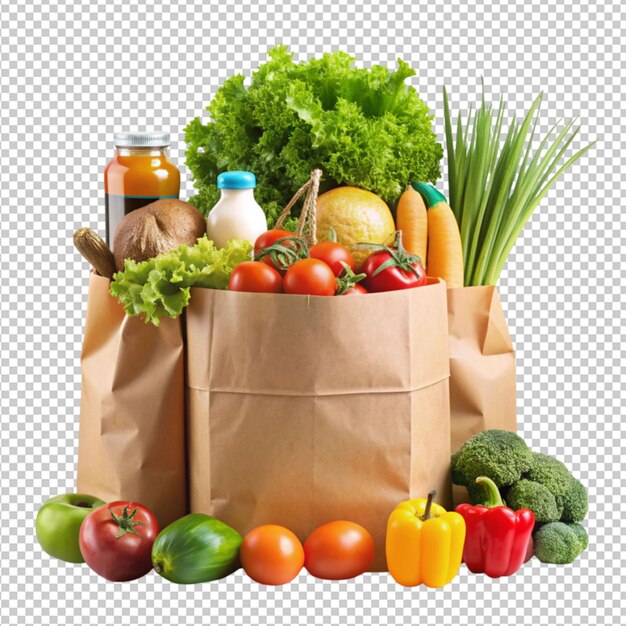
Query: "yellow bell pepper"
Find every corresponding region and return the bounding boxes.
[386,490,466,588]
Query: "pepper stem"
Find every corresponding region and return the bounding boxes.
[420,490,437,521]
[475,476,505,507]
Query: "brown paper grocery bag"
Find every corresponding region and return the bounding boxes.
[186,280,451,571]
[76,273,186,527]
[447,285,516,503]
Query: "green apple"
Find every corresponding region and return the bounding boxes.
[36,493,105,563]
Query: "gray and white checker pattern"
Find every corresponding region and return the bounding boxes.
[1,0,624,624]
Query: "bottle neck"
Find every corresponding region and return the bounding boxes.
[116,146,168,157]
[219,188,256,199]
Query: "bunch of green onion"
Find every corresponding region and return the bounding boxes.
[443,87,594,286]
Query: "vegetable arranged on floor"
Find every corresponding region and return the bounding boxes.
[386,490,465,588]
[443,87,594,286]
[452,429,589,565]
[451,429,534,489]
[524,453,588,522]
[304,521,375,581]
[185,46,442,226]
[533,521,588,564]
[505,479,561,523]
[411,182,464,288]
[36,493,105,563]
[79,501,159,582]
[151,514,243,584]
[456,477,535,578]
[240,525,304,585]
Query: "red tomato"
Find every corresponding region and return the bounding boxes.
[228,261,283,293]
[309,241,355,277]
[362,250,427,292]
[341,284,368,296]
[254,229,295,253]
[283,258,337,296]
[79,501,159,581]
[254,229,305,272]
[303,521,375,580]
[240,525,304,585]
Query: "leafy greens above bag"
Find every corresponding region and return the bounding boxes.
[185,46,442,227]
[110,236,252,325]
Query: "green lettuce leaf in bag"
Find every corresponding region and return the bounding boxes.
[110,236,252,325]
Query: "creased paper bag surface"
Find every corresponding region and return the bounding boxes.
[186,280,451,571]
[76,273,186,527]
[448,285,517,504]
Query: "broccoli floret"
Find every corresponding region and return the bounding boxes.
[505,479,560,522]
[567,522,589,551]
[560,478,588,522]
[451,430,534,489]
[525,453,588,522]
[533,522,588,564]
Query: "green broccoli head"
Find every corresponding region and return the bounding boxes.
[567,522,589,552]
[525,453,587,522]
[533,521,588,564]
[451,430,534,489]
[505,479,560,522]
[560,478,588,522]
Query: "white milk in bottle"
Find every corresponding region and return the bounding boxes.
[206,171,267,249]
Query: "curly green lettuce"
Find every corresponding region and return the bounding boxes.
[185,46,442,225]
[109,236,252,325]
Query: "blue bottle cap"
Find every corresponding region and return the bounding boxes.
[217,171,256,189]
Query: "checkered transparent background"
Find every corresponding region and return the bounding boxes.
[1,0,624,624]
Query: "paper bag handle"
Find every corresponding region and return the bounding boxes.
[274,169,322,245]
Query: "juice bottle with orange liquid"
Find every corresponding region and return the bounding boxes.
[104,132,180,244]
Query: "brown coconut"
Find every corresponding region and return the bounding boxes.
[113,199,206,270]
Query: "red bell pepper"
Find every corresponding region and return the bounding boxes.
[456,476,535,578]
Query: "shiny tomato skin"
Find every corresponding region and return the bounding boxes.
[303,521,375,580]
[283,259,337,296]
[362,251,427,292]
[228,261,283,294]
[341,284,368,296]
[240,525,304,585]
[254,229,296,271]
[309,241,356,277]
[79,501,159,582]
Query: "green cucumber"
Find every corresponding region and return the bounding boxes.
[152,513,242,584]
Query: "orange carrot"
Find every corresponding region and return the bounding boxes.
[395,186,428,268]
[412,182,464,288]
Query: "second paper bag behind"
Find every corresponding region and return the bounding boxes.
[186,280,451,571]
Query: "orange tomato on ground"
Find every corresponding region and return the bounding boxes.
[228,261,283,293]
[303,521,375,580]
[283,258,337,296]
[309,241,355,277]
[240,525,304,585]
